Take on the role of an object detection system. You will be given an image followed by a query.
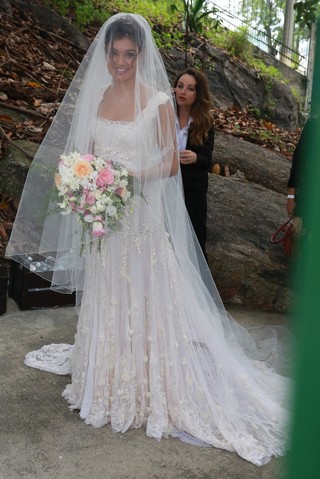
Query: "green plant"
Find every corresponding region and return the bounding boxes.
[250,59,283,81]
[222,27,253,61]
[45,0,181,35]
[263,98,277,119]
[74,1,106,29]
[171,0,221,66]
[295,0,320,30]
[291,86,304,107]
[45,0,69,16]
[247,103,261,118]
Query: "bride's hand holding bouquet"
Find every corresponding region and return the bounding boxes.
[54,152,133,244]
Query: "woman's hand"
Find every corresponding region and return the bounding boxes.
[179,149,197,165]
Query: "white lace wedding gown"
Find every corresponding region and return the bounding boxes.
[25,94,289,466]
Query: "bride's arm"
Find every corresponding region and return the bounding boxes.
[157,101,179,177]
[131,100,178,181]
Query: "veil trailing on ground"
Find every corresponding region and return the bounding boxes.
[6,13,290,466]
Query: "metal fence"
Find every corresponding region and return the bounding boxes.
[211,2,308,75]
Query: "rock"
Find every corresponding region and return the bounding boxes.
[0,10,298,311]
[0,141,38,198]
[213,131,292,194]
[0,0,12,15]
[167,41,304,130]
[206,46,302,130]
[6,0,90,50]
[206,173,291,312]
[1,133,293,312]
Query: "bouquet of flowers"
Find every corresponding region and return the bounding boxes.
[55,151,133,243]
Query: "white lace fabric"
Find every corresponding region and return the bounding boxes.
[25,107,290,467]
[5,12,290,468]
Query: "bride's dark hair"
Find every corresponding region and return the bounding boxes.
[104,14,145,53]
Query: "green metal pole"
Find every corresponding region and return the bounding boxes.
[285,18,320,479]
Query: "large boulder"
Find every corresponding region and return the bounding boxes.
[166,42,304,131]
[213,130,291,194]
[208,53,302,130]
[0,141,37,198]
[207,133,292,313]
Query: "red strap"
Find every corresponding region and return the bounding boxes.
[270,218,294,244]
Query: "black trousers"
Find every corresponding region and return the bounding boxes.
[183,188,207,258]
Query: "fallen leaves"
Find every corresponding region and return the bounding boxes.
[25,81,43,88]
[0,114,14,123]
[0,7,86,147]
[0,8,302,160]
[212,106,301,158]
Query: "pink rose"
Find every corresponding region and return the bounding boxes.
[85,190,96,205]
[96,168,114,188]
[92,221,105,238]
[81,154,94,162]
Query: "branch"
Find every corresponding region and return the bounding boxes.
[0,102,50,120]
[47,30,88,51]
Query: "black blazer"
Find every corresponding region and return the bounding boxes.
[180,126,215,192]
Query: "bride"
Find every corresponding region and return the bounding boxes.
[6,13,290,466]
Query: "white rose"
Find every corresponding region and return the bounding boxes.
[107,205,117,217]
[96,201,106,212]
[83,214,94,223]
[60,205,72,215]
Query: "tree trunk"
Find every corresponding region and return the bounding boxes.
[305,21,317,112]
[280,0,295,66]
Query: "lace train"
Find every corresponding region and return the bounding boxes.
[25,344,73,375]
[23,106,289,467]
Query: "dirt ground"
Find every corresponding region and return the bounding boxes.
[0,299,286,479]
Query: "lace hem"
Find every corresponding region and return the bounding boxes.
[24,344,73,375]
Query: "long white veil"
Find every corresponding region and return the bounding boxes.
[6,13,290,466]
[6,13,225,314]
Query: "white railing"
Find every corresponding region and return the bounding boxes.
[211,2,308,74]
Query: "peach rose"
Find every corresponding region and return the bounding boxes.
[55,173,62,189]
[73,160,93,178]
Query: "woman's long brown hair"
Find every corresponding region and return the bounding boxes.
[174,67,213,146]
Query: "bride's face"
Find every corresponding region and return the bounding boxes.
[107,37,139,83]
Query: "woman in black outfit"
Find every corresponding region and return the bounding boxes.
[173,68,214,257]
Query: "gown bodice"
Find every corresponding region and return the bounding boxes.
[94,92,169,173]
